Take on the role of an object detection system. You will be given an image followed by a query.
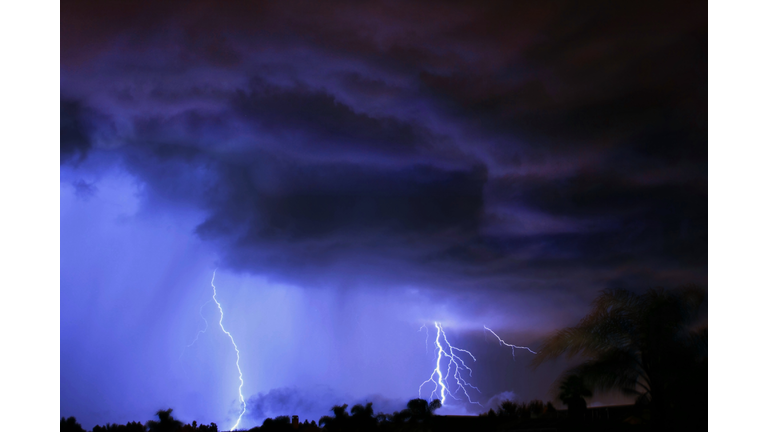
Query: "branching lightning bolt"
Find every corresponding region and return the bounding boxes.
[483,325,537,359]
[210,270,247,431]
[419,322,482,406]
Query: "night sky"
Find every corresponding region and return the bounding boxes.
[59,1,707,430]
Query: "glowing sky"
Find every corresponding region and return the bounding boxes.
[60,1,707,429]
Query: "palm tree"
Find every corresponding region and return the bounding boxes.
[532,286,707,424]
[350,402,377,431]
[405,398,442,423]
[558,374,592,418]
[147,408,183,432]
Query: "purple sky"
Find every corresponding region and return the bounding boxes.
[60,1,707,430]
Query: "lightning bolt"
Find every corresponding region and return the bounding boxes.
[483,325,537,359]
[210,270,247,431]
[419,322,482,406]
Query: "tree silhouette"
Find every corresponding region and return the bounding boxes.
[532,286,707,424]
[558,374,592,418]
[125,421,146,432]
[402,398,441,424]
[198,422,218,432]
[527,400,545,419]
[543,401,557,419]
[255,416,292,432]
[349,402,377,431]
[61,417,86,432]
[147,409,183,432]
[319,404,350,432]
[497,400,521,420]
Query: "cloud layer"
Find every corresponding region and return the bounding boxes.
[61,0,706,301]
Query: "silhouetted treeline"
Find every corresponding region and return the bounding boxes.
[92,421,147,432]
[251,398,443,432]
[251,397,652,432]
[251,415,321,432]
[64,409,218,432]
[482,399,558,421]
[64,394,702,432]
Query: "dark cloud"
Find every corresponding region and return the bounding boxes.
[415,0,707,178]
[118,141,489,288]
[60,0,707,294]
[232,80,439,161]
[197,162,487,241]
[486,172,707,262]
[60,100,93,164]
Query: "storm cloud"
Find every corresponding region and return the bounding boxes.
[60,1,707,427]
[61,0,706,294]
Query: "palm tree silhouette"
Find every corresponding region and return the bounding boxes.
[350,402,376,431]
[532,286,707,423]
[558,374,592,418]
[147,408,183,432]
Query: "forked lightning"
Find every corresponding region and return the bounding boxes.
[419,322,482,406]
